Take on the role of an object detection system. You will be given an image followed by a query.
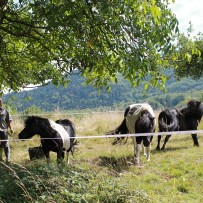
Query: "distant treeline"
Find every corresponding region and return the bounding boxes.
[3,73,203,113]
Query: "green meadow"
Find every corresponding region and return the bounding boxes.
[0,111,203,203]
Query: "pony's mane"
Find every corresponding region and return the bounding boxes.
[24,116,48,126]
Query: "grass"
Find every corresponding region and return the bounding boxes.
[1,111,203,203]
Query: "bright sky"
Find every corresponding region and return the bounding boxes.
[171,0,203,35]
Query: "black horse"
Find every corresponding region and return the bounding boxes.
[18,116,77,163]
[156,99,203,150]
[107,103,156,165]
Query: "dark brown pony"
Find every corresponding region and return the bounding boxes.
[156,99,203,150]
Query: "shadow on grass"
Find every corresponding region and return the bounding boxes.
[97,144,192,173]
[98,155,134,173]
[151,146,191,154]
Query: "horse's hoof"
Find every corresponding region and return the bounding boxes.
[161,147,165,150]
[156,146,161,151]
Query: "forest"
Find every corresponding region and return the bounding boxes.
[4,72,203,113]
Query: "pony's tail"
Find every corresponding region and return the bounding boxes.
[111,136,128,145]
[106,118,129,145]
[70,140,78,156]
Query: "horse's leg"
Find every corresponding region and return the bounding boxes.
[191,134,199,147]
[66,152,70,164]
[132,136,136,159]
[146,145,151,161]
[156,135,162,150]
[132,136,138,164]
[161,135,171,150]
[133,136,142,165]
[42,147,50,164]
[44,152,50,164]
[142,144,146,156]
[143,136,151,161]
[150,136,153,143]
[57,149,64,164]
[0,147,3,161]
[142,136,152,155]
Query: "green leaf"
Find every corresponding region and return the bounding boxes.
[144,82,149,90]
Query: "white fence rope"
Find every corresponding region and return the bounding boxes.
[1,130,203,142]
[4,111,203,142]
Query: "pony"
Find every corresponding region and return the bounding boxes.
[156,99,203,150]
[18,116,77,163]
[107,103,156,165]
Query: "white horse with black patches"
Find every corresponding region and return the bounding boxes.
[108,103,156,165]
[19,116,77,163]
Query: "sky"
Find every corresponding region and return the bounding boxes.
[171,0,203,35]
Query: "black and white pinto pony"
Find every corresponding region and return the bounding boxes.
[156,99,203,150]
[107,103,156,165]
[18,116,77,163]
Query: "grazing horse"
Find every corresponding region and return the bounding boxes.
[18,116,77,163]
[107,103,156,165]
[156,99,203,150]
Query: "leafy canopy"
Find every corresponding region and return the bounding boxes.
[0,0,178,92]
[170,22,203,80]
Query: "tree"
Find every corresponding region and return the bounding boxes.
[0,0,178,93]
[170,22,203,79]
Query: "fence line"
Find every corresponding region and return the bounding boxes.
[1,130,203,142]
[6,111,203,142]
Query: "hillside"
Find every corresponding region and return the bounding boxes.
[4,74,203,112]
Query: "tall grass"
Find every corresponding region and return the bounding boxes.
[1,111,203,203]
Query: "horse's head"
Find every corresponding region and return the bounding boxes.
[18,116,40,140]
[180,99,203,120]
[187,99,202,111]
[136,110,156,133]
[187,99,201,106]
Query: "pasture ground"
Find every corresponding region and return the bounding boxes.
[1,111,203,203]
